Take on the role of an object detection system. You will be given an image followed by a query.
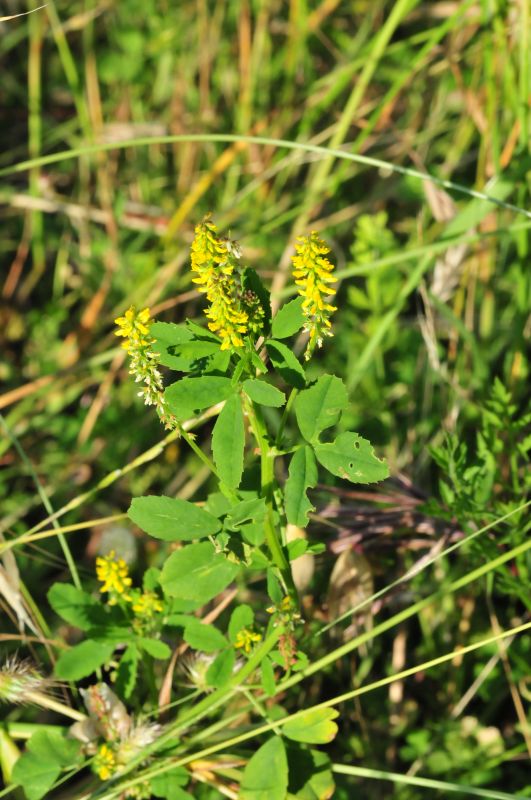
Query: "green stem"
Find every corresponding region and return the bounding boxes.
[275,386,299,448]
[244,398,298,604]
[179,425,239,504]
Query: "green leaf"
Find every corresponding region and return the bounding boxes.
[115,644,139,699]
[271,296,305,339]
[314,432,389,484]
[284,446,318,527]
[243,379,286,408]
[266,340,306,388]
[12,752,60,800]
[165,376,232,421]
[225,498,266,529]
[266,569,283,605]
[151,766,190,799]
[294,375,348,443]
[240,736,288,800]
[239,521,266,546]
[180,618,228,652]
[283,708,339,744]
[128,495,220,541]
[152,322,228,374]
[151,322,192,370]
[287,746,335,800]
[261,655,277,697]
[206,648,236,688]
[212,394,245,489]
[12,731,81,800]
[54,640,115,680]
[287,538,308,561]
[161,542,239,603]
[228,604,254,643]
[47,583,100,631]
[205,491,233,518]
[138,638,172,659]
[23,729,80,764]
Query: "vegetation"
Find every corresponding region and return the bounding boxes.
[0,2,529,799]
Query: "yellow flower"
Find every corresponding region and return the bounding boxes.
[94,743,117,781]
[131,591,163,619]
[292,231,336,359]
[114,306,151,352]
[191,217,249,350]
[234,628,262,654]
[114,305,177,429]
[96,551,133,604]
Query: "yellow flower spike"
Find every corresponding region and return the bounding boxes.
[190,217,249,351]
[96,551,133,605]
[234,628,262,654]
[114,305,177,429]
[292,231,337,359]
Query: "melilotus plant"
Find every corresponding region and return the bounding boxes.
[10,218,389,800]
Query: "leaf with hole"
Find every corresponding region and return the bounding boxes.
[313,432,389,484]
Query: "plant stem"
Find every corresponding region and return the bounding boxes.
[275,386,298,448]
[244,398,298,604]
[179,425,239,504]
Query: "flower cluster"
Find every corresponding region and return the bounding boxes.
[96,551,133,605]
[191,217,249,350]
[96,552,164,634]
[234,627,262,654]
[72,683,160,792]
[94,743,116,780]
[114,306,176,429]
[131,590,163,619]
[292,231,336,358]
